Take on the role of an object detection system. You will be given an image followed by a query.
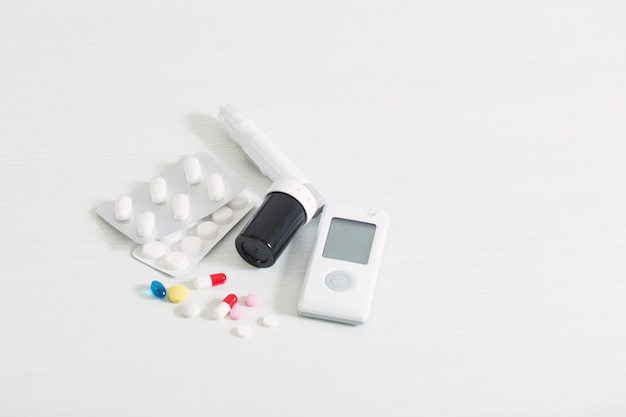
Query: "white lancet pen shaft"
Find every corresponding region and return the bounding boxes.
[218,104,325,213]
[218,104,309,183]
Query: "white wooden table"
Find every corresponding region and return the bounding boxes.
[1,1,625,415]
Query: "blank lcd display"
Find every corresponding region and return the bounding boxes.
[322,218,376,264]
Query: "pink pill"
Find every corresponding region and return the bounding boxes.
[245,294,260,307]
[229,306,245,320]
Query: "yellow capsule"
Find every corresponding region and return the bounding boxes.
[167,284,189,303]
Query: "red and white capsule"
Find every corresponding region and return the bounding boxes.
[192,272,227,289]
[213,294,238,320]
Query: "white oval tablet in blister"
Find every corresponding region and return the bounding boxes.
[181,236,202,254]
[184,157,202,185]
[160,230,182,246]
[227,193,249,210]
[207,173,225,201]
[150,177,167,204]
[165,251,188,270]
[212,206,233,225]
[114,195,132,221]
[196,221,218,240]
[142,241,166,259]
[136,211,155,237]
[173,194,190,221]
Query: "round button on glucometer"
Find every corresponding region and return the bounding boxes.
[324,271,353,292]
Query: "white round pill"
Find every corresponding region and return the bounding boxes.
[136,211,155,237]
[150,177,167,204]
[181,236,202,254]
[235,325,252,338]
[261,315,278,328]
[212,206,233,225]
[228,193,249,210]
[160,230,182,246]
[207,173,225,201]
[114,195,132,221]
[184,156,202,185]
[181,303,201,318]
[196,221,218,240]
[141,241,166,259]
[165,251,188,270]
[173,194,190,221]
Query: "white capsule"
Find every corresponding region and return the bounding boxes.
[150,177,167,204]
[141,241,165,259]
[213,302,231,320]
[184,156,202,184]
[228,193,249,210]
[114,195,132,221]
[173,194,190,221]
[207,173,225,201]
[181,236,202,254]
[196,221,218,240]
[192,277,210,289]
[212,206,233,225]
[165,251,188,270]
[136,211,155,237]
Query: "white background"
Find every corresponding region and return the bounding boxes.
[1,1,626,416]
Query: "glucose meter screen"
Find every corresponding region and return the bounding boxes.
[322,218,376,264]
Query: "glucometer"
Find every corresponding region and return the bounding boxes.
[297,204,390,325]
[219,105,390,324]
[219,105,325,267]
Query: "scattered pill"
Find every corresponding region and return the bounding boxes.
[261,315,278,328]
[213,294,238,320]
[167,284,189,303]
[235,325,252,338]
[212,206,233,225]
[173,194,190,221]
[207,173,225,201]
[245,293,260,307]
[181,236,202,254]
[229,306,245,320]
[114,195,132,221]
[160,230,182,246]
[196,221,219,240]
[165,251,188,270]
[227,193,249,210]
[150,177,167,204]
[137,211,155,237]
[142,241,166,259]
[150,280,167,299]
[184,156,202,184]
[181,303,201,318]
[192,272,227,289]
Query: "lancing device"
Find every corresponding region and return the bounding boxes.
[218,104,325,268]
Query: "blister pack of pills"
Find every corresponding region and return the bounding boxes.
[96,152,248,244]
[132,188,259,277]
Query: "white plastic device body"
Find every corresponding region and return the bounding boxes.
[297,203,390,325]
